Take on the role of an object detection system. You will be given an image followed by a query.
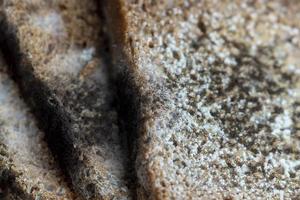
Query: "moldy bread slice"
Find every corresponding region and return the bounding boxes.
[0,0,131,199]
[0,55,77,200]
[104,0,300,199]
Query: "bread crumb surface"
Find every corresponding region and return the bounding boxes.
[119,0,300,199]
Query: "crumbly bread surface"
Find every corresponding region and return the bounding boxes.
[105,0,300,199]
[0,55,76,200]
[1,0,130,199]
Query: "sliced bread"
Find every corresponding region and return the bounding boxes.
[104,0,300,199]
[0,55,77,200]
[0,0,131,199]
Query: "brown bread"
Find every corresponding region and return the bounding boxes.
[104,0,300,199]
[0,54,77,200]
[0,0,131,199]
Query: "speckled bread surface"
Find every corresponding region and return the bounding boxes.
[0,0,300,199]
[104,0,300,199]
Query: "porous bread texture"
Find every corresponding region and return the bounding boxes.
[2,0,130,199]
[105,0,300,199]
[0,56,75,200]
[4,0,101,87]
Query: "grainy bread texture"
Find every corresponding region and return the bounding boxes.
[0,0,130,199]
[0,55,76,200]
[104,0,300,199]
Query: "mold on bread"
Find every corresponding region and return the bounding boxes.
[0,0,131,199]
[104,0,300,199]
[0,55,76,200]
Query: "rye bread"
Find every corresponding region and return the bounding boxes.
[0,0,130,199]
[104,0,300,199]
[0,54,77,200]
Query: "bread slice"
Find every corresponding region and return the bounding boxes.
[104,0,300,199]
[0,0,130,199]
[0,55,77,200]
